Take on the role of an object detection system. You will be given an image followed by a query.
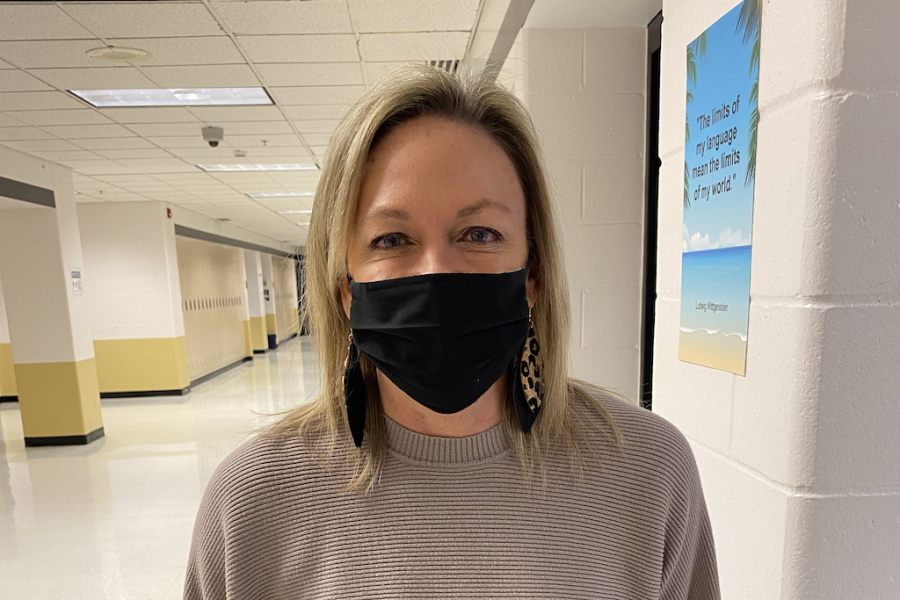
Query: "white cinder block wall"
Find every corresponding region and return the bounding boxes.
[77,202,185,342]
[654,0,900,598]
[500,27,648,401]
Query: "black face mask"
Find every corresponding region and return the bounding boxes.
[349,266,530,415]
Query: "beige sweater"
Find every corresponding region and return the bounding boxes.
[184,393,719,599]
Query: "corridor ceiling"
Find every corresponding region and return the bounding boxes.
[0,0,481,246]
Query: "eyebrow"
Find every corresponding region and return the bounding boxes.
[456,199,512,219]
[360,207,411,225]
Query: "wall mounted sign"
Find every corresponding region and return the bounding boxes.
[71,270,83,296]
[679,0,759,375]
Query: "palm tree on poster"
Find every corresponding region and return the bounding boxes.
[684,33,707,208]
[737,0,760,186]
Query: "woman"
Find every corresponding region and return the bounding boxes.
[185,66,719,599]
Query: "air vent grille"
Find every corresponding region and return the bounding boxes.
[427,60,460,74]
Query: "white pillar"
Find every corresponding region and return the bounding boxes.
[653,0,900,597]
[0,146,103,445]
[243,250,268,353]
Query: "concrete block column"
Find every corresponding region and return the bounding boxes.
[0,146,103,446]
[78,201,190,396]
[653,0,900,597]
[499,27,649,401]
[243,250,268,353]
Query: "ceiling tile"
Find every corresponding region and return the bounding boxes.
[349,0,480,33]
[358,32,469,62]
[227,134,303,148]
[75,137,156,150]
[291,120,339,134]
[141,65,261,89]
[0,59,12,69]
[50,158,123,172]
[255,62,363,87]
[62,3,225,39]
[94,148,174,160]
[10,109,114,126]
[0,40,107,69]
[126,123,213,138]
[115,158,198,173]
[302,133,332,146]
[0,127,55,142]
[111,37,245,66]
[214,121,294,136]
[0,70,54,92]
[0,91,86,111]
[188,105,284,122]
[0,113,24,127]
[146,136,234,149]
[0,4,95,41]
[213,0,352,35]
[100,107,200,124]
[238,35,359,64]
[310,145,329,156]
[31,67,156,91]
[362,61,412,85]
[270,85,365,106]
[40,124,136,139]
[282,104,348,120]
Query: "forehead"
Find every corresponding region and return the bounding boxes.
[357,116,525,217]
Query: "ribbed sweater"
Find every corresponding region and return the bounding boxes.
[184,393,719,599]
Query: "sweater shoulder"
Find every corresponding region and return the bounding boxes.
[201,432,325,513]
[570,386,701,489]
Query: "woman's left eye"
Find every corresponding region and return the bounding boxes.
[462,228,501,244]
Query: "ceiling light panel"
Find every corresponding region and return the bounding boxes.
[70,87,273,108]
[197,164,318,172]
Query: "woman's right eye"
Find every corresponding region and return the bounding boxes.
[371,233,406,249]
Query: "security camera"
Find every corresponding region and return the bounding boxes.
[202,126,224,148]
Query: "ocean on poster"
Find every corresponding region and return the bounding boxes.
[678,245,751,375]
[679,0,759,375]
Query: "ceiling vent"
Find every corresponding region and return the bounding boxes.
[427,60,460,74]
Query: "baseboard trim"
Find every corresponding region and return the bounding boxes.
[25,426,105,447]
[191,356,253,387]
[100,387,190,399]
[0,395,17,403]
[252,349,267,355]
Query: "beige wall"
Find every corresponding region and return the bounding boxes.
[653,0,900,597]
[176,236,247,381]
[500,27,648,401]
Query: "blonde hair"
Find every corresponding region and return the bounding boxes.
[267,65,622,490]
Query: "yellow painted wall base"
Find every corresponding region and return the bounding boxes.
[243,320,252,357]
[250,316,267,351]
[15,358,103,438]
[266,313,277,343]
[0,343,16,396]
[93,337,190,393]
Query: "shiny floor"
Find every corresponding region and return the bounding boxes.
[0,337,318,600]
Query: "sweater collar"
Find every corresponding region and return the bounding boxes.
[384,417,512,465]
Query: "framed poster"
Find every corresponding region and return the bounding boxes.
[679,0,759,375]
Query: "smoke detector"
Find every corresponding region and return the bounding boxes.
[87,46,152,65]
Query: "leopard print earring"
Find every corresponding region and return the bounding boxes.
[510,307,544,433]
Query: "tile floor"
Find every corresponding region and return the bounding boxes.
[0,337,318,600]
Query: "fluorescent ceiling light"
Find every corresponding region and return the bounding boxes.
[70,87,272,108]
[247,192,314,198]
[277,210,313,214]
[197,163,318,172]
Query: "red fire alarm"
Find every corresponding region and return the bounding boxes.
[167,208,173,219]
